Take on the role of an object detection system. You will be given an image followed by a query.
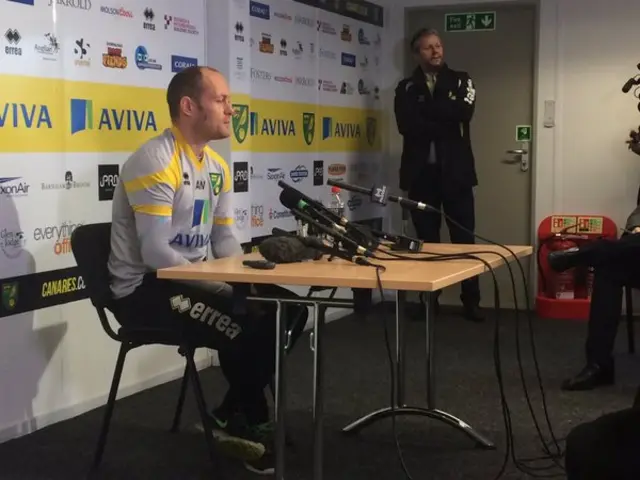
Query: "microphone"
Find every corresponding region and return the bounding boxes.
[326,179,440,214]
[277,180,377,247]
[284,202,376,259]
[258,236,322,263]
[279,188,347,235]
[296,232,374,265]
[259,229,371,265]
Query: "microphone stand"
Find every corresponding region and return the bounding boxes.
[289,209,368,265]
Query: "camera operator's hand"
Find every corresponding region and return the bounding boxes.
[627,126,640,155]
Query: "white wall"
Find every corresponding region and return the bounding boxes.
[378,0,640,239]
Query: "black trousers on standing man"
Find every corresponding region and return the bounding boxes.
[408,179,481,308]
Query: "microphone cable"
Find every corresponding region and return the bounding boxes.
[369,211,566,477]
[371,250,509,479]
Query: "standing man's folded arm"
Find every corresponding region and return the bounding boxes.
[122,146,190,270]
[433,72,476,123]
[394,80,435,138]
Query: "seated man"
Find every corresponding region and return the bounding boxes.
[549,127,640,390]
[565,401,640,479]
[107,66,307,475]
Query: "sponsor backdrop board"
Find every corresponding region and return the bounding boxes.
[0,0,384,318]
[0,0,205,318]
[228,0,385,245]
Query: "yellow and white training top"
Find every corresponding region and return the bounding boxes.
[108,126,240,299]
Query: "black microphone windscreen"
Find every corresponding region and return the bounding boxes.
[278,188,302,211]
[258,236,321,263]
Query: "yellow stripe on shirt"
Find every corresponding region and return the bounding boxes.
[214,216,234,226]
[132,204,173,216]
[124,148,182,193]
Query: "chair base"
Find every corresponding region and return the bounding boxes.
[91,342,215,470]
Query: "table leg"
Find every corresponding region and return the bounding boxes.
[342,290,495,449]
[396,290,406,407]
[312,304,326,480]
[274,301,287,479]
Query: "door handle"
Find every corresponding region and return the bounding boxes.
[503,142,530,172]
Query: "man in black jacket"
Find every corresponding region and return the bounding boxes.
[548,127,640,390]
[394,27,482,322]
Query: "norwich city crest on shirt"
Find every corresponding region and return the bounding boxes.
[209,173,222,196]
[365,116,376,147]
[232,104,249,144]
[302,112,315,146]
[1,282,18,311]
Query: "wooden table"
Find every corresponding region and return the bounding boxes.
[158,243,532,480]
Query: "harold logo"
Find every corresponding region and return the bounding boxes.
[233,161,249,193]
[98,164,119,201]
[169,295,242,340]
[313,160,324,186]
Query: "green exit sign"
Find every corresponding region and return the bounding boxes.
[516,125,532,142]
[445,12,496,32]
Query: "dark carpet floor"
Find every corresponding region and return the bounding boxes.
[1,304,639,480]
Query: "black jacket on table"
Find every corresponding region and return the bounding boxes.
[394,64,477,193]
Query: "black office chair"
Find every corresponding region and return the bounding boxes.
[70,222,216,470]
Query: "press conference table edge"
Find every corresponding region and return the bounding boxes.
[156,244,533,292]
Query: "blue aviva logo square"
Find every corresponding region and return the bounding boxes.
[70,98,93,134]
[322,116,333,139]
[192,199,210,227]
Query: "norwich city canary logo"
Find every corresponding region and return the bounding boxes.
[232,104,249,144]
[1,282,18,310]
[209,173,222,196]
[366,116,376,147]
[302,112,315,146]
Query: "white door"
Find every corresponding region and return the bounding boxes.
[404,3,536,309]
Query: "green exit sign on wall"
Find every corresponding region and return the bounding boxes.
[445,12,496,32]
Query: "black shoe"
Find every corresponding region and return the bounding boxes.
[561,363,614,391]
[548,247,583,272]
[463,305,484,323]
